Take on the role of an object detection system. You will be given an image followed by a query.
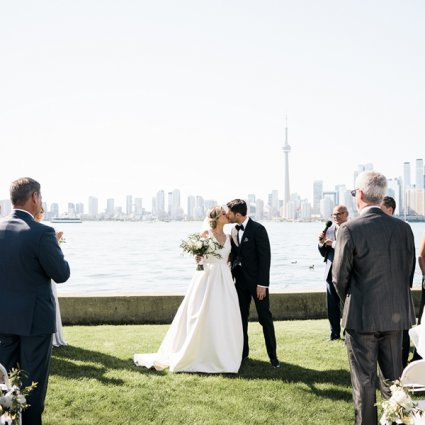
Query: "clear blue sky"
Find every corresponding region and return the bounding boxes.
[1,1,424,210]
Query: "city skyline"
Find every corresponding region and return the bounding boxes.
[1,1,425,209]
[1,156,423,221]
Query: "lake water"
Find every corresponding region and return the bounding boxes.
[53,220,425,295]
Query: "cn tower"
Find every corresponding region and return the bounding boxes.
[282,118,291,210]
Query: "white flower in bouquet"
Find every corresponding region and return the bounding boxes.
[391,387,416,410]
[380,380,425,425]
[0,394,12,409]
[180,233,223,270]
[208,238,216,250]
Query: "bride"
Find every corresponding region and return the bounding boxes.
[34,208,67,347]
[133,206,243,373]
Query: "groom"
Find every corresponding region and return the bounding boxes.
[226,199,279,368]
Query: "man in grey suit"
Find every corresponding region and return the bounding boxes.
[332,171,416,425]
[0,177,70,425]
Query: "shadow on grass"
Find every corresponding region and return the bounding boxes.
[235,358,352,400]
[50,344,162,385]
[50,346,351,401]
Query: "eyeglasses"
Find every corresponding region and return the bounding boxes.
[350,189,358,197]
[332,212,347,217]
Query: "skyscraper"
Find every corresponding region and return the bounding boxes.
[282,118,291,216]
[416,158,424,189]
[106,198,115,216]
[312,180,323,216]
[126,195,133,215]
[88,196,98,216]
[155,190,165,218]
[187,195,196,219]
[387,178,400,216]
[134,198,143,215]
[402,162,411,215]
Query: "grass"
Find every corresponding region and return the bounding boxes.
[44,320,357,424]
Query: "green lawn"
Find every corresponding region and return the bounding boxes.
[44,320,357,424]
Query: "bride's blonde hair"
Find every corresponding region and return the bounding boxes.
[208,206,223,230]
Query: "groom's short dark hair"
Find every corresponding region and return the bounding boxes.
[227,199,247,216]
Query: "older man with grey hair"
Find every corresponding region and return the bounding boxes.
[332,171,416,425]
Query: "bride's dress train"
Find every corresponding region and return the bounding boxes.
[133,234,243,373]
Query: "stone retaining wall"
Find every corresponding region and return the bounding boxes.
[58,289,423,325]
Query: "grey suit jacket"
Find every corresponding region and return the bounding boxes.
[0,210,70,336]
[332,207,416,332]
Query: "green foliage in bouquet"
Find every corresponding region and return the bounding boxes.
[0,367,37,425]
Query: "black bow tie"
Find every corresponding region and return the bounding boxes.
[235,224,244,231]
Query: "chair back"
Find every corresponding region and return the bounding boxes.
[0,363,10,389]
[401,359,425,392]
[1,363,14,425]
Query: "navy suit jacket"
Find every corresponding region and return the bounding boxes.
[0,210,70,336]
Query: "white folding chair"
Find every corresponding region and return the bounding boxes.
[0,363,21,425]
[400,360,425,424]
[401,360,425,393]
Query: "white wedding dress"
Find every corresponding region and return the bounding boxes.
[52,282,67,347]
[133,233,243,373]
[409,311,425,358]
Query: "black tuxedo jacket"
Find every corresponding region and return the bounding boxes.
[318,224,337,283]
[230,218,271,289]
[0,210,70,336]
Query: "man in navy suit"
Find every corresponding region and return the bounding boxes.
[226,199,279,368]
[0,177,70,425]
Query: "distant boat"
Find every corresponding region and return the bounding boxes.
[51,216,82,223]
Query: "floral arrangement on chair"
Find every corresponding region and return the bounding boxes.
[0,367,37,425]
[380,380,425,425]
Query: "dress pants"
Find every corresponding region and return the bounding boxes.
[0,333,53,425]
[234,267,277,360]
[326,280,341,339]
[345,329,403,425]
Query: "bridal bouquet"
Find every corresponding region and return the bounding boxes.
[380,380,425,425]
[180,233,223,270]
[0,368,37,425]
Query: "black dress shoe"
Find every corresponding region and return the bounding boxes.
[270,358,280,368]
[325,336,341,341]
